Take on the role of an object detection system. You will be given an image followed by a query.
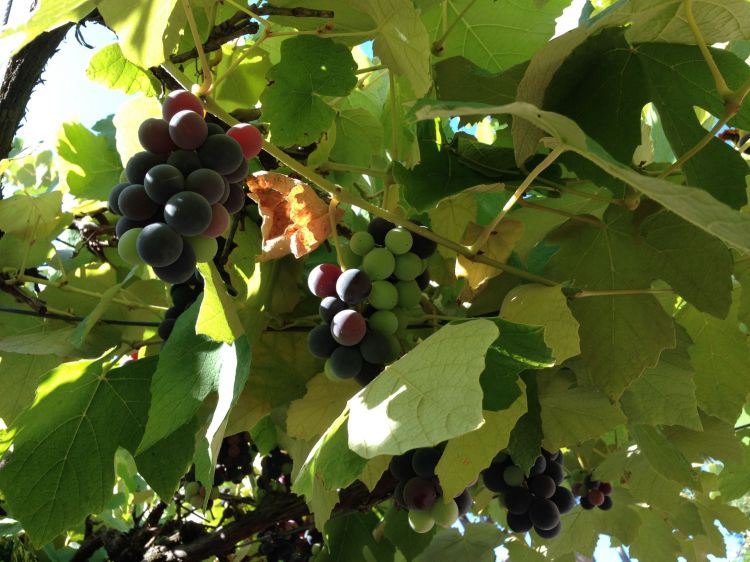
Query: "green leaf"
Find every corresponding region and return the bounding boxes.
[663,413,742,464]
[631,424,699,489]
[112,95,162,167]
[330,108,384,167]
[98,0,180,68]
[421,0,569,73]
[676,295,750,424]
[414,100,750,253]
[436,390,527,499]
[260,35,357,146]
[246,331,320,407]
[546,206,676,399]
[137,302,252,452]
[0,354,60,425]
[347,319,499,458]
[393,121,497,211]
[413,523,503,562]
[57,122,123,203]
[135,418,198,499]
[286,373,359,442]
[196,262,244,344]
[628,508,682,562]
[537,371,626,451]
[626,454,684,512]
[500,284,580,364]
[719,444,750,500]
[428,193,477,258]
[211,45,272,113]
[0,0,97,56]
[86,42,158,96]
[737,258,750,327]
[620,337,703,431]
[0,356,156,544]
[353,0,431,97]
[383,505,436,560]
[641,210,733,318]
[321,512,395,562]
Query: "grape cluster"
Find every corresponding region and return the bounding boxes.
[158,274,204,340]
[257,448,294,493]
[481,449,575,539]
[389,446,473,534]
[110,89,262,284]
[306,218,437,386]
[183,480,219,510]
[573,475,613,511]
[257,519,321,561]
[213,432,255,485]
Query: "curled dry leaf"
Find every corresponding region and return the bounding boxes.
[246,171,341,261]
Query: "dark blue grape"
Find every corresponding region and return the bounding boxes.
[136,223,183,267]
[335,269,372,304]
[307,325,338,359]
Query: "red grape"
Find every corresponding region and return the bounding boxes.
[308,264,342,298]
[227,123,263,159]
[587,489,605,507]
[138,118,176,153]
[330,309,366,346]
[202,204,231,237]
[162,89,204,121]
[169,110,208,150]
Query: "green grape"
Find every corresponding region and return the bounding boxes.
[118,227,145,266]
[394,252,423,281]
[394,308,410,331]
[387,334,402,360]
[186,235,219,262]
[362,247,395,280]
[340,242,362,269]
[369,280,398,310]
[368,310,398,335]
[397,280,422,308]
[188,494,205,509]
[431,498,459,528]
[503,465,524,486]
[350,231,375,256]
[385,227,413,255]
[408,510,435,534]
[324,359,339,381]
[184,481,201,496]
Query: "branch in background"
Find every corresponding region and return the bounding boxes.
[251,3,334,18]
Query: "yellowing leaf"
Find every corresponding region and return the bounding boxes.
[501,284,580,364]
[436,387,527,499]
[456,220,524,294]
[429,193,476,258]
[359,456,390,491]
[347,320,499,458]
[247,172,342,262]
[113,95,161,167]
[287,373,359,442]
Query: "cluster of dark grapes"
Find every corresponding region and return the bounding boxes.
[481,449,575,539]
[214,432,255,486]
[388,445,473,534]
[257,520,322,561]
[158,274,204,340]
[257,448,294,493]
[305,218,437,386]
[572,475,613,511]
[109,89,262,284]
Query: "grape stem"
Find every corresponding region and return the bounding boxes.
[356,64,387,75]
[327,198,346,270]
[181,0,214,95]
[517,200,605,228]
[0,305,161,326]
[432,0,480,54]
[682,0,732,100]
[224,0,270,32]
[567,288,674,299]
[468,145,565,255]
[384,71,400,212]
[162,62,560,287]
[319,161,390,179]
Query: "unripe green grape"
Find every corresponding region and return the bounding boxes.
[118,227,145,265]
[394,252,423,281]
[388,334,402,360]
[431,498,459,528]
[324,359,338,381]
[503,465,524,487]
[394,308,410,332]
[350,231,375,256]
[186,235,218,262]
[369,280,398,310]
[368,310,398,335]
[408,510,435,534]
[362,247,395,280]
[397,280,422,308]
[184,481,201,496]
[385,227,413,255]
[189,494,205,509]
[340,243,362,269]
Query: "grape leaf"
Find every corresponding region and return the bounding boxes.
[630,424,699,489]
[196,262,244,344]
[719,443,750,500]
[347,319,499,458]
[500,284,580,364]
[413,523,503,562]
[224,391,272,436]
[137,302,252,452]
[663,413,742,465]
[506,376,543,473]
[98,0,180,68]
[287,373,359,442]
[0,356,156,545]
[260,36,357,146]
[86,42,158,96]
[57,121,123,203]
[421,0,568,73]
[436,388,527,499]
[211,45,272,113]
[620,340,703,431]
[320,511,395,562]
[456,220,524,295]
[383,505,436,560]
[329,107,384,168]
[628,508,682,562]
[626,454,684,512]
[537,371,626,451]
[353,0,431,97]
[112,95,162,167]
[676,295,750,424]
[428,192,476,257]
[0,354,60,425]
[545,206,676,399]
[414,100,750,253]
